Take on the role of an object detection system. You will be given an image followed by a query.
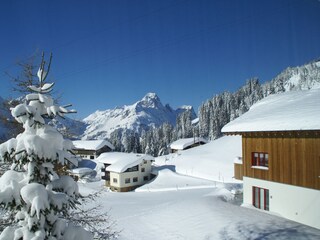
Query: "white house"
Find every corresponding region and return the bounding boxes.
[222,89,320,229]
[72,140,114,159]
[97,152,155,192]
[170,137,207,153]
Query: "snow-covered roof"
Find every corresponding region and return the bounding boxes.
[72,140,114,151]
[96,152,120,165]
[97,152,154,173]
[191,118,199,125]
[222,89,320,133]
[170,137,207,150]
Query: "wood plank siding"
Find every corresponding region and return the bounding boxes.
[234,163,243,180]
[241,131,320,190]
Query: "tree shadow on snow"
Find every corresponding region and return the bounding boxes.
[219,221,320,240]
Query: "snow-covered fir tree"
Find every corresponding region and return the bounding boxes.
[198,78,264,140]
[0,53,93,240]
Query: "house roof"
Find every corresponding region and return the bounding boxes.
[222,89,320,133]
[170,137,207,150]
[97,152,154,173]
[72,140,115,151]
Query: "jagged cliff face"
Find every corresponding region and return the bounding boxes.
[81,93,195,140]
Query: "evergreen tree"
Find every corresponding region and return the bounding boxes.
[0,53,92,240]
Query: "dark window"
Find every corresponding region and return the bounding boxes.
[125,178,130,184]
[90,155,94,159]
[144,176,149,181]
[253,186,269,211]
[133,177,138,182]
[141,168,145,172]
[113,178,117,183]
[125,165,139,172]
[252,152,268,167]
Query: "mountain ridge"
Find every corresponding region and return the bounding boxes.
[81,92,196,140]
[1,58,319,150]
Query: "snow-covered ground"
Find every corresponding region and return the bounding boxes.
[155,135,242,183]
[79,177,320,240]
[77,135,320,239]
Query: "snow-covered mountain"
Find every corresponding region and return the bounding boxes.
[198,58,320,140]
[264,59,320,93]
[82,93,196,140]
[48,118,87,140]
[1,58,319,145]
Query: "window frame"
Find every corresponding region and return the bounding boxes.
[252,152,269,168]
[124,165,139,172]
[252,186,269,211]
[125,178,130,184]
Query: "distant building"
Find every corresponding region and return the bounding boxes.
[170,137,207,153]
[97,152,154,192]
[72,140,114,159]
[222,89,320,229]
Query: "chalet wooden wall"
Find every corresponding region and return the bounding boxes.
[234,163,243,180]
[242,131,320,190]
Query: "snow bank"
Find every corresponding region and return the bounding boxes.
[136,169,218,192]
[155,135,242,183]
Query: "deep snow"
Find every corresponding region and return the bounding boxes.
[155,135,242,183]
[76,135,319,240]
[78,177,320,240]
[2,134,320,239]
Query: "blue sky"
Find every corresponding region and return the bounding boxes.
[1,0,320,119]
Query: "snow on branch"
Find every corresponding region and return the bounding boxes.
[0,52,94,240]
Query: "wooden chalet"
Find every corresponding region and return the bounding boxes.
[72,140,114,159]
[222,89,320,229]
[170,137,207,153]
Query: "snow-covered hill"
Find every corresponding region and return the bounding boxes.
[265,59,320,92]
[48,118,87,140]
[155,135,242,183]
[82,93,195,139]
[198,58,320,140]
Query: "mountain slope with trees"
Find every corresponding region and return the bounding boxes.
[197,59,320,140]
[1,59,319,156]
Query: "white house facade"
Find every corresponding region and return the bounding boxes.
[243,177,319,229]
[97,152,154,192]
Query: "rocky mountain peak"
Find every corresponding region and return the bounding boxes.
[136,92,162,109]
